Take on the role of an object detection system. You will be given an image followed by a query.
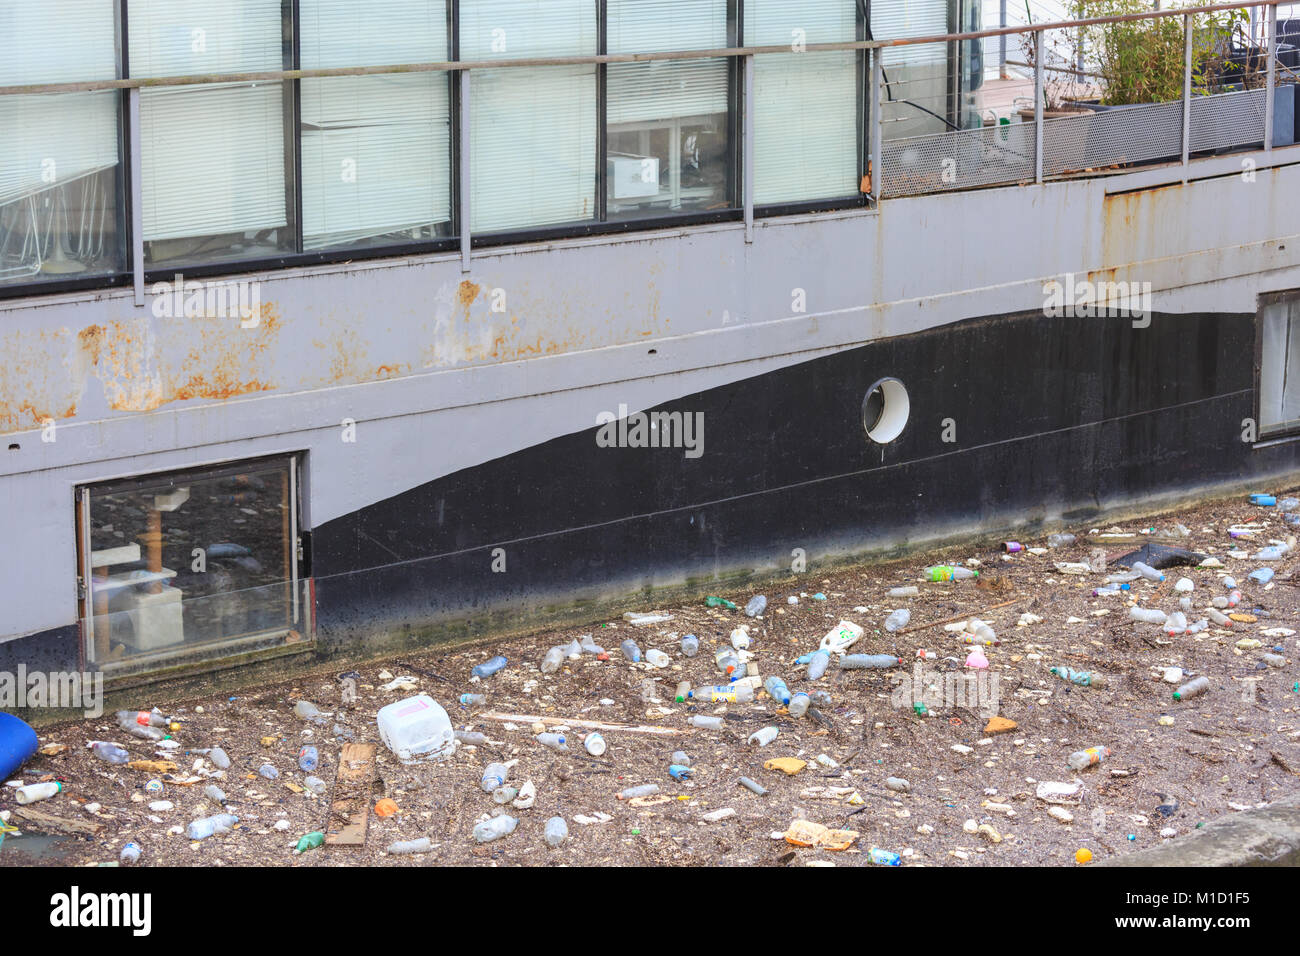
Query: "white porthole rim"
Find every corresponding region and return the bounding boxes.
[863,377,910,444]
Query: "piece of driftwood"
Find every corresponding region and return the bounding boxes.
[12,806,104,836]
[479,712,690,736]
[324,743,376,847]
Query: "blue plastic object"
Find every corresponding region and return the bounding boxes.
[0,711,39,781]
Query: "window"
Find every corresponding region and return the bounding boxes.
[461,0,597,233]
[0,0,123,287]
[745,0,860,206]
[80,456,307,672]
[871,0,953,138]
[606,0,733,219]
[128,0,294,269]
[299,0,453,251]
[1260,296,1300,436]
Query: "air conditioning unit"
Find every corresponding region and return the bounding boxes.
[608,154,660,199]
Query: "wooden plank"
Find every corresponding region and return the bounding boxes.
[12,806,104,837]
[478,712,692,736]
[324,743,376,847]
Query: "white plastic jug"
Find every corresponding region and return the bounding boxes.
[376,694,455,764]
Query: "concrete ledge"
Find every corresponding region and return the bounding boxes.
[1101,794,1300,867]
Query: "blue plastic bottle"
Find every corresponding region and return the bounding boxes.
[472,656,508,678]
[298,745,318,772]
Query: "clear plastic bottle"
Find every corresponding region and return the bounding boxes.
[1047,533,1076,548]
[186,813,239,840]
[788,692,811,717]
[562,638,583,659]
[471,656,508,678]
[1129,607,1167,624]
[748,726,778,746]
[810,691,833,707]
[691,684,753,703]
[884,609,911,632]
[744,595,767,618]
[764,676,791,706]
[889,586,919,597]
[926,565,977,581]
[1050,667,1107,688]
[672,751,691,766]
[681,634,699,657]
[620,640,642,663]
[689,715,723,730]
[293,700,323,719]
[459,693,486,706]
[537,732,568,751]
[581,636,605,656]
[545,816,569,847]
[674,681,692,703]
[116,709,169,728]
[119,842,142,865]
[618,784,660,800]
[714,647,740,678]
[1067,745,1110,771]
[298,745,318,772]
[493,786,519,805]
[88,741,129,764]
[473,815,518,843]
[540,646,565,674]
[303,776,327,796]
[200,747,231,769]
[387,837,433,855]
[645,648,670,667]
[1173,676,1210,701]
[1163,612,1188,635]
[481,762,509,792]
[120,723,165,741]
[1206,608,1232,626]
[739,777,768,795]
[840,654,901,669]
[1131,562,1166,582]
[456,730,488,745]
[258,763,279,779]
[204,784,228,805]
[807,649,831,680]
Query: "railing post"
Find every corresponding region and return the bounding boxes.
[872,47,884,201]
[129,87,144,306]
[743,54,754,242]
[459,70,471,273]
[1034,31,1044,184]
[1265,1,1277,152]
[999,0,1008,80]
[1181,12,1192,176]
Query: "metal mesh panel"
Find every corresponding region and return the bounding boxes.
[1190,88,1267,152]
[1042,101,1183,176]
[880,121,1036,197]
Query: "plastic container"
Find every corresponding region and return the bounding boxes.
[456,730,489,745]
[620,640,642,663]
[297,745,318,772]
[672,750,691,767]
[376,694,455,764]
[714,647,740,679]
[15,781,63,804]
[744,595,767,618]
[120,842,142,865]
[545,817,569,847]
[645,648,670,668]
[764,676,791,706]
[187,813,239,840]
[473,816,518,843]
[868,848,902,866]
[1173,676,1210,701]
[691,684,753,703]
[471,656,508,678]
[1047,533,1076,548]
[1163,611,1188,635]
[258,763,279,780]
[788,692,811,718]
[1050,667,1107,688]
[204,784,228,805]
[884,609,911,632]
[729,626,751,651]
[1002,542,1024,553]
[87,741,129,765]
[201,747,231,769]
[1067,746,1111,771]
[584,732,606,756]
[387,837,433,855]
[1206,608,1232,627]
[116,709,168,728]
[840,654,901,670]
[689,715,723,730]
[540,646,565,674]
[889,586,920,597]
[537,732,568,751]
[926,565,977,581]
[739,776,768,795]
[1131,562,1165,582]
[1249,567,1276,584]
[481,762,508,792]
[669,764,693,780]
[748,726,778,746]
[0,712,39,780]
[1129,607,1167,625]
[1249,493,1277,506]
[293,700,323,720]
[681,634,699,657]
[885,777,910,792]
[459,694,486,706]
[617,784,659,800]
[807,649,831,680]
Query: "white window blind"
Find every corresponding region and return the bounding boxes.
[299,0,451,248]
[0,0,118,206]
[461,0,597,233]
[129,0,287,244]
[745,0,859,205]
[607,0,728,126]
[870,0,949,67]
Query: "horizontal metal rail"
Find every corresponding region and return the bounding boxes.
[0,0,1285,97]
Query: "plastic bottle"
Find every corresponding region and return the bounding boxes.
[1047,533,1076,548]
[645,648,670,668]
[293,700,323,719]
[119,842,142,865]
[456,730,488,745]
[492,786,519,805]
[258,763,279,779]
[764,676,791,706]
[15,781,62,804]
[1206,608,1232,626]
[1226,589,1242,608]
[788,692,811,718]
[705,596,737,609]
[884,609,911,632]
[200,747,231,769]
[119,723,165,741]
[729,627,751,651]
[545,816,569,847]
[840,654,901,669]
[294,831,325,854]
[689,715,724,730]
[926,565,977,581]
[1249,493,1277,506]
[1164,611,1188,635]
[540,646,565,674]
[186,813,239,840]
[1129,606,1167,624]
[691,684,754,703]
[537,732,568,751]
[714,647,740,679]
[617,784,659,800]
[810,691,833,707]
[581,635,605,656]
[744,595,767,618]
[965,619,997,643]
[204,784,228,805]
[471,656,508,678]
[481,762,508,792]
[669,764,693,780]
[889,585,920,597]
[620,640,642,663]
[672,751,691,766]
[116,709,169,729]
[1107,572,1142,583]
[303,776,327,796]
[387,837,433,855]
[807,649,831,680]
[681,634,699,657]
[748,726,778,746]
[1092,583,1130,596]
[868,848,902,866]
[474,815,518,843]
[1173,676,1210,701]
[1131,562,1165,582]
[459,693,486,706]
[1050,666,1107,688]
[584,732,606,756]
[1067,745,1111,771]
[739,776,768,795]
[88,741,129,764]
[1249,567,1276,584]
[298,745,318,772]
[885,777,910,792]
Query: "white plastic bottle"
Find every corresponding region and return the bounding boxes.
[748,726,778,746]
[545,816,568,847]
[473,815,518,843]
[387,837,433,855]
[481,762,509,792]
[540,646,565,674]
[730,626,751,650]
[186,813,239,840]
[1129,606,1167,624]
[788,692,811,718]
[1067,746,1110,771]
[645,648,670,667]
[1131,562,1165,582]
[537,732,568,751]
[15,781,62,804]
[808,649,831,680]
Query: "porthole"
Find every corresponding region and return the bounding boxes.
[862,377,909,444]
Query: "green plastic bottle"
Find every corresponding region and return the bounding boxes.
[294,831,325,854]
[705,596,737,610]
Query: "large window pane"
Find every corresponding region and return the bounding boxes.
[0,0,123,288]
[129,0,293,268]
[606,0,731,219]
[871,0,951,138]
[85,458,302,669]
[462,0,597,233]
[300,0,452,251]
[745,0,859,206]
[1260,299,1300,436]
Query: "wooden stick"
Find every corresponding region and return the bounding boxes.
[897,598,1024,635]
[479,712,691,736]
[12,806,104,837]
